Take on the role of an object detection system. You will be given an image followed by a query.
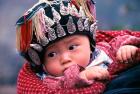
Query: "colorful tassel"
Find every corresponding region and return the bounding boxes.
[17,19,33,52]
[71,0,95,22]
[87,0,96,21]
[32,8,48,44]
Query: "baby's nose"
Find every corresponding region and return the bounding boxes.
[60,52,71,65]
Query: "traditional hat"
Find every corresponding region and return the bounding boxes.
[16,0,97,72]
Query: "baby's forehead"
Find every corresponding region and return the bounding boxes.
[46,35,87,49]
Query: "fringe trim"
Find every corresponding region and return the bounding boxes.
[71,0,96,22]
[32,8,47,43]
[16,20,33,52]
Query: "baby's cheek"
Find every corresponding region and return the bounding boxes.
[45,63,64,76]
[77,58,90,68]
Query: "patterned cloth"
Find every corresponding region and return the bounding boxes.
[17,30,140,94]
[42,49,112,89]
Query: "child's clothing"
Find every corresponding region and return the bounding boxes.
[41,47,113,89]
[17,30,140,94]
[41,34,140,89]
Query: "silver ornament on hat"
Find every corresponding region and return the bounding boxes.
[90,21,97,33]
[56,22,66,37]
[67,3,72,15]
[90,21,98,40]
[67,16,76,34]
[48,27,57,41]
[77,18,84,31]
[30,44,43,52]
[84,18,90,31]
[52,7,61,22]
[28,48,41,65]
[40,36,50,46]
[60,1,69,15]
[44,15,55,27]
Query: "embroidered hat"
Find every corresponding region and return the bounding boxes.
[16,0,97,72]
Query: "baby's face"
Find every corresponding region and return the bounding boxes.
[43,35,91,76]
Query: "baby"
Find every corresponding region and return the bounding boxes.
[42,34,139,89]
[16,0,140,92]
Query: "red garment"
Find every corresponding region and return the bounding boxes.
[43,64,95,89]
[43,30,140,89]
[17,30,140,94]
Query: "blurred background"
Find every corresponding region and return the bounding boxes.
[0,0,139,94]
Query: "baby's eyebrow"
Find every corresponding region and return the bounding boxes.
[63,36,80,44]
[46,36,79,50]
[46,44,56,51]
[64,37,78,43]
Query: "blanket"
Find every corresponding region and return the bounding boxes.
[17,30,140,94]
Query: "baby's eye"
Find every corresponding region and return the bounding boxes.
[47,52,57,57]
[69,45,78,50]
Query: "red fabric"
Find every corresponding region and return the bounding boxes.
[97,35,140,75]
[43,64,95,90]
[17,30,140,94]
[17,63,106,94]
[19,20,32,52]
